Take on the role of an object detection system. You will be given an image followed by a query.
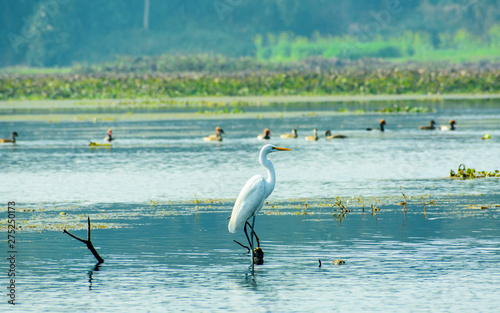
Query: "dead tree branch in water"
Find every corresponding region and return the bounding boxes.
[63,217,104,264]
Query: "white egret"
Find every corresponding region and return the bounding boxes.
[204,126,224,141]
[0,132,18,144]
[440,120,456,131]
[419,120,436,130]
[228,144,290,272]
[305,128,318,141]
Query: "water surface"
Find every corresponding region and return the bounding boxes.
[1,99,500,311]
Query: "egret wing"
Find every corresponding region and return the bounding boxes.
[228,175,266,233]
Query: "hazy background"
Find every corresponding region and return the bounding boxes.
[2,0,500,68]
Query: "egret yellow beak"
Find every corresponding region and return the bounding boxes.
[274,147,291,151]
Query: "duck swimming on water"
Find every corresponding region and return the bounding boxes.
[90,129,114,147]
[325,130,347,139]
[280,129,298,139]
[204,126,225,142]
[419,120,436,130]
[366,119,386,132]
[305,128,319,141]
[104,129,114,142]
[0,132,18,144]
[257,128,271,140]
[440,120,456,131]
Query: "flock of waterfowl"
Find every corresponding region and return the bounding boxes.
[1,119,491,146]
[1,119,493,149]
[200,119,462,144]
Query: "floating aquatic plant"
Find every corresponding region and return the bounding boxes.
[376,104,433,113]
[2,65,500,100]
[450,164,500,179]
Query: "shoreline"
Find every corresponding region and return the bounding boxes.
[1,93,499,122]
[1,93,500,110]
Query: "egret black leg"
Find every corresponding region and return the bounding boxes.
[233,240,250,252]
[243,221,255,274]
[245,220,260,248]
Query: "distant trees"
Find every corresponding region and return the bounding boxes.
[1,0,499,67]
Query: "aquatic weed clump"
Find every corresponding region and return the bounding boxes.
[376,104,433,113]
[450,164,500,179]
[2,66,500,100]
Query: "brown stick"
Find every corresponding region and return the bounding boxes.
[63,217,104,264]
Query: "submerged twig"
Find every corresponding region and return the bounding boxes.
[63,217,104,264]
[399,192,408,212]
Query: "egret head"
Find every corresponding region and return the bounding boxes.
[262,144,291,154]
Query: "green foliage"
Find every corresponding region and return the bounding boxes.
[2,65,500,100]
[376,104,433,113]
[2,1,500,67]
[254,26,500,63]
[450,164,500,179]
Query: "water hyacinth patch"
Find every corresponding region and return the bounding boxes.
[450,164,500,179]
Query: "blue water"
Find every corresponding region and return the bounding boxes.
[1,99,500,311]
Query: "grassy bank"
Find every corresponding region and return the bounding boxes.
[2,67,500,100]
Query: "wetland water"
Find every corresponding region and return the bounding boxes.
[1,98,500,311]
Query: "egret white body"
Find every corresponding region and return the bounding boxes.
[228,144,290,233]
[228,144,290,272]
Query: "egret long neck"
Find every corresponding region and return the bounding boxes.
[260,151,276,198]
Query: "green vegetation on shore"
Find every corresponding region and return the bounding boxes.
[255,26,500,63]
[2,64,499,100]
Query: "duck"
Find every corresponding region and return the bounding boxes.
[257,128,271,140]
[90,129,114,147]
[104,129,114,142]
[366,119,386,132]
[305,129,319,141]
[440,120,456,131]
[419,120,436,130]
[325,130,347,139]
[280,129,298,139]
[0,132,18,144]
[204,126,225,142]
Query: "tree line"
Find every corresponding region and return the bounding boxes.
[1,0,499,67]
